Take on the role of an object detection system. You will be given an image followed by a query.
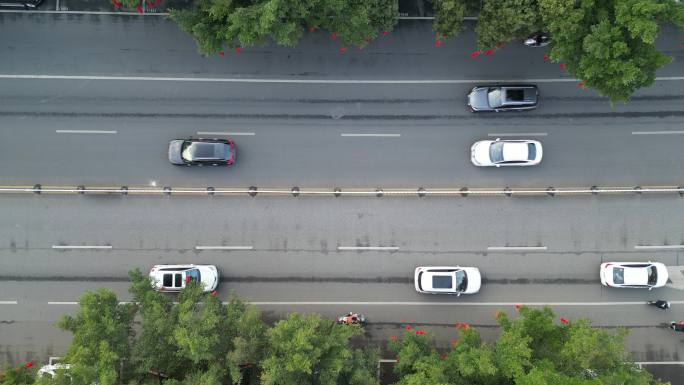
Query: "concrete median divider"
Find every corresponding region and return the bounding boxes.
[0,184,683,197]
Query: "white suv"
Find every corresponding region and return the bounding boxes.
[414,266,481,295]
[149,264,219,292]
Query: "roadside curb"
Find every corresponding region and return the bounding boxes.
[2,184,683,197]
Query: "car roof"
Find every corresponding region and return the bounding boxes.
[502,142,529,161]
[154,265,195,272]
[423,271,455,290]
[187,142,227,160]
[622,266,649,285]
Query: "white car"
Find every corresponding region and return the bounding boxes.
[471,138,543,167]
[38,363,100,384]
[600,262,668,289]
[149,264,219,292]
[38,363,71,378]
[414,266,481,295]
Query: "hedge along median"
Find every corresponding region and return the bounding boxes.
[1,184,683,197]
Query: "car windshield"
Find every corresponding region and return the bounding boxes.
[527,143,536,160]
[487,88,502,108]
[455,270,468,292]
[612,267,625,284]
[180,141,193,161]
[489,142,505,163]
[647,265,658,286]
[186,268,201,283]
[432,274,453,289]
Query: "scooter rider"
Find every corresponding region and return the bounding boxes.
[670,321,684,332]
[648,300,671,310]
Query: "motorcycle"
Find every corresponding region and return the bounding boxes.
[524,32,550,47]
[337,312,366,325]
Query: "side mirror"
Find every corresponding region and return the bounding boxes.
[456,292,462,297]
[495,137,501,141]
[648,287,653,291]
[495,164,501,168]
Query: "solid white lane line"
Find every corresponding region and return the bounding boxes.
[337,246,399,251]
[340,133,401,137]
[42,300,684,306]
[487,246,547,251]
[0,74,574,83]
[0,301,18,305]
[249,301,684,306]
[634,245,684,250]
[632,131,684,135]
[638,362,684,365]
[56,130,117,134]
[195,246,254,250]
[488,132,548,137]
[196,132,255,136]
[1,74,683,84]
[52,245,112,249]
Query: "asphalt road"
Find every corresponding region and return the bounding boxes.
[1,85,684,187]
[1,14,683,79]
[2,12,684,383]
[2,195,684,373]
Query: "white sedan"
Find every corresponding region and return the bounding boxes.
[414,266,481,295]
[600,262,668,289]
[149,264,219,292]
[471,138,543,167]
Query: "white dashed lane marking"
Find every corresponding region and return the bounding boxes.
[52,245,112,249]
[196,132,255,136]
[487,246,547,251]
[56,130,117,134]
[340,133,401,137]
[195,246,254,250]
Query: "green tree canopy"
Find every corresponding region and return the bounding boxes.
[433,0,467,41]
[128,268,185,381]
[390,307,668,385]
[475,0,541,50]
[0,364,36,385]
[260,312,361,385]
[540,0,683,102]
[57,288,136,385]
[170,0,398,55]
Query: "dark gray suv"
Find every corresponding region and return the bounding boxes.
[467,84,539,112]
[168,138,236,166]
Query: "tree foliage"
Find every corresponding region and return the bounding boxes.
[170,0,398,55]
[430,0,683,101]
[33,271,375,385]
[260,312,362,385]
[539,0,682,102]
[475,0,541,50]
[390,307,667,385]
[433,0,467,41]
[57,288,136,385]
[128,268,185,380]
[0,364,36,385]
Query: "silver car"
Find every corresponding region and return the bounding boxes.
[467,85,539,112]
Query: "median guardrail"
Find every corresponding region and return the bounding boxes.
[0,184,682,197]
